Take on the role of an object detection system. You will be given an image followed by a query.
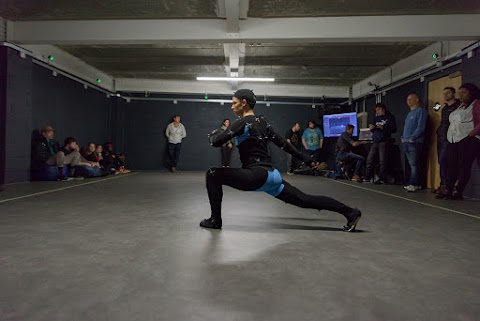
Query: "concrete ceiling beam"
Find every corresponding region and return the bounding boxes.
[8,14,480,44]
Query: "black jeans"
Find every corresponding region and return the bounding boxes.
[365,141,388,181]
[168,143,181,168]
[446,137,480,195]
[337,151,365,176]
[221,145,232,167]
[304,149,322,163]
[206,166,352,220]
[437,139,448,186]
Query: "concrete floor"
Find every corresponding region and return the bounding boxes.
[0,172,479,321]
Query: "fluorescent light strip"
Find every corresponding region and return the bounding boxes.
[197,77,275,82]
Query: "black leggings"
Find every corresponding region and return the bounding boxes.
[206,166,352,220]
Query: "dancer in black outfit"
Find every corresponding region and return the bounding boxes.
[200,89,362,232]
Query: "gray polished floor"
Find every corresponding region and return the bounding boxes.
[0,172,479,321]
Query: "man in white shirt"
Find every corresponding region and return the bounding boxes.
[437,83,479,200]
[165,115,187,172]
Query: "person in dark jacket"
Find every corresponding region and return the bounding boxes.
[215,119,235,167]
[434,87,461,194]
[363,103,397,184]
[32,126,60,170]
[200,89,362,232]
[32,126,81,181]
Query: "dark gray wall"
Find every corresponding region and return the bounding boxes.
[4,48,33,183]
[119,99,318,171]
[0,47,7,185]
[31,63,113,150]
[1,46,113,183]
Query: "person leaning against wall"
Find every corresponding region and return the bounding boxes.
[165,115,187,172]
[401,94,428,193]
[436,83,480,200]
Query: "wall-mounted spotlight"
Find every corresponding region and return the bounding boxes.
[52,71,58,77]
[368,82,380,90]
[173,100,178,104]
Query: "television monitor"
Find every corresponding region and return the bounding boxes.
[322,112,358,137]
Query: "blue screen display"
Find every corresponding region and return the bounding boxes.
[322,112,358,137]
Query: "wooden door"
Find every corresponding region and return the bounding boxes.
[426,74,462,189]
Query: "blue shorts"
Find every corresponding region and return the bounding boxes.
[255,169,285,197]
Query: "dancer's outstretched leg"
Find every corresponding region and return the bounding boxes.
[276,180,361,231]
[200,166,268,229]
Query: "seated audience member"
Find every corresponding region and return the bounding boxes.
[32,126,80,181]
[95,144,103,163]
[363,103,397,184]
[104,142,130,174]
[31,126,60,176]
[60,137,95,178]
[336,124,366,182]
[82,143,100,164]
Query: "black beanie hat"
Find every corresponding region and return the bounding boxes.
[234,89,256,108]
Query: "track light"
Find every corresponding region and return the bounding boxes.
[197,77,274,82]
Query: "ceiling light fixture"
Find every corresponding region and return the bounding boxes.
[197,77,274,82]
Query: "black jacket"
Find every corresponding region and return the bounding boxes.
[371,112,397,143]
[210,115,312,169]
[32,137,60,169]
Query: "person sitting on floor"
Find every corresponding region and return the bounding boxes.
[336,124,367,182]
[32,126,83,181]
[104,142,130,174]
[95,144,103,163]
[60,137,95,179]
[82,143,101,166]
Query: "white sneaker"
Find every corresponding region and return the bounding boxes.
[286,171,294,176]
[405,185,416,192]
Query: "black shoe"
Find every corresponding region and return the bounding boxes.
[58,175,73,182]
[451,192,464,200]
[343,208,361,232]
[200,217,222,229]
[435,192,451,200]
